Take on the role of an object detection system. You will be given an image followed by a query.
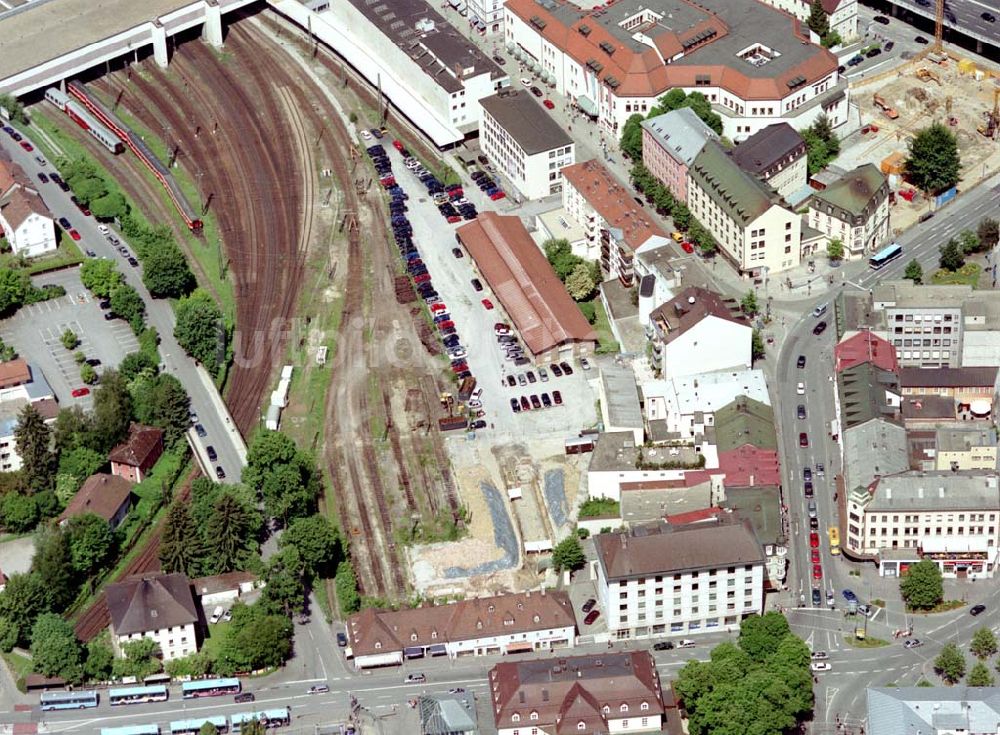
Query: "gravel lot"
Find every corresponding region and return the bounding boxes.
[0,268,139,408]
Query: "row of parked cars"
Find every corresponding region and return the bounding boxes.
[471,170,505,201]
[366,141,486,432]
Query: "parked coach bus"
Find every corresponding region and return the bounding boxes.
[109,684,168,706]
[869,242,903,270]
[40,690,99,710]
[181,678,241,699]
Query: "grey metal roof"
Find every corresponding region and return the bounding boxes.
[480,89,572,156]
[867,687,1000,735]
[731,123,805,176]
[843,419,908,493]
[867,472,1000,512]
[600,365,643,431]
[937,427,997,453]
[642,107,717,167]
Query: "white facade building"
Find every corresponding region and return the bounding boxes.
[0,187,56,259]
[479,89,574,200]
[642,369,770,437]
[593,519,766,640]
[106,573,200,662]
[468,0,505,34]
[759,0,859,42]
[807,163,890,260]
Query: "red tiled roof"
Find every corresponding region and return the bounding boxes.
[665,507,723,524]
[58,473,132,524]
[0,187,50,230]
[0,359,30,389]
[561,160,666,252]
[456,213,596,356]
[835,331,898,374]
[718,446,782,487]
[108,424,163,468]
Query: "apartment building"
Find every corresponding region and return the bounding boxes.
[504,0,848,141]
[688,141,801,276]
[935,428,998,472]
[593,518,766,639]
[837,363,907,493]
[0,360,56,473]
[468,0,505,34]
[872,281,969,368]
[898,367,998,408]
[730,123,808,200]
[845,471,1000,578]
[480,89,574,200]
[642,368,770,438]
[106,573,200,661]
[0,157,56,258]
[759,0,859,42]
[562,160,669,286]
[641,107,717,203]
[808,164,890,260]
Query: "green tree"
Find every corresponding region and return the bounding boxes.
[978,217,999,250]
[216,610,293,675]
[939,238,966,272]
[565,262,597,301]
[826,238,844,261]
[752,330,766,361]
[260,462,318,523]
[89,190,128,220]
[280,514,340,578]
[84,635,115,681]
[934,642,967,684]
[821,30,843,48]
[738,612,792,660]
[0,617,18,653]
[1,492,39,533]
[619,113,646,160]
[80,363,98,385]
[0,268,31,315]
[119,351,158,382]
[32,526,77,610]
[174,289,223,371]
[0,572,49,645]
[57,447,105,497]
[92,369,133,452]
[543,239,583,281]
[629,162,657,195]
[906,123,961,194]
[959,229,981,254]
[335,560,361,614]
[971,627,998,660]
[14,403,56,493]
[143,243,195,298]
[80,259,123,299]
[900,559,943,610]
[204,493,252,574]
[812,14,838,37]
[110,284,146,334]
[113,638,162,680]
[159,501,203,576]
[61,329,79,351]
[968,661,994,686]
[65,513,118,578]
[904,259,924,283]
[69,175,107,205]
[740,290,758,316]
[552,536,585,573]
[165,651,214,679]
[672,202,691,231]
[53,406,95,454]
[259,551,305,616]
[30,613,82,681]
[0,94,27,124]
[145,374,191,447]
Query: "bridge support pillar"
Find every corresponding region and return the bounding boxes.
[203,0,224,48]
[152,21,169,68]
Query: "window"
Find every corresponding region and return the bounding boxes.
[577,723,586,731]
[641,702,649,711]
[513,714,521,723]
[530,711,539,721]
[621,704,629,712]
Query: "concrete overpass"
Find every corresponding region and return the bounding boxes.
[878,0,1000,54]
[0,0,259,97]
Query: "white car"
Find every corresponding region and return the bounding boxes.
[797,382,805,395]
[360,129,372,140]
[677,639,696,648]
[448,348,467,360]
[470,387,483,402]
[520,77,532,86]
[97,224,110,235]
[811,662,831,672]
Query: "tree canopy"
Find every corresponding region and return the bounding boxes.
[899,559,943,610]
[30,613,82,681]
[159,501,204,576]
[143,243,195,298]
[174,289,224,373]
[801,115,840,176]
[552,536,585,573]
[934,642,966,684]
[971,627,998,660]
[80,259,123,299]
[906,123,961,194]
[904,259,923,284]
[14,403,56,493]
[279,514,341,578]
[939,239,966,273]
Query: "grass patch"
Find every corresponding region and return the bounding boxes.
[843,635,890,648]
[3,239,85,275]
[579,497,620,518]
[200,620,233,661]
[3,650,32,692]
[907,599,965,615]
[930,264,982,287]
[591,298,620,354]
[871,599,886,609]
[313,580,333,623]
[368,372,385,439]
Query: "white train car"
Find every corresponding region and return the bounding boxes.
[44,87,123,154]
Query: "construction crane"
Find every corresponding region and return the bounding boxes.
[979,88,1000,140]
[934,0,944,53]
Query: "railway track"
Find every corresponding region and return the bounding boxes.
[384,388,418,513]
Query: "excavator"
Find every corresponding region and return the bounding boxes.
[979,88,1000,140]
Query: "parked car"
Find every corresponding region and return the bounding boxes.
[530,85,543,97]
[543,99,555,109]
[71,387,90,398]
[471,278,484,292]
[207,446,218,462]
[559,361,574,375]
[813,321,828,335]
[842,589,858,603]
[677,640,696,648]
[37,172,48,184]
[914,35,929,44]
[971,604,987,616]
[195,424,207,438]
[583,609,600,625]
[68,229,82,241]
[550,363,563,377]
[581,598,596,613]
[652,641,674,651]
[452,247,464,258]
[811,662,831,672]
[481,298,494,310]
[873,15,889,24]
[215,466,226,480]
[552,390,562,405]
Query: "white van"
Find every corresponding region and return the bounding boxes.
[209,606,224,624]
[812,303,828,318]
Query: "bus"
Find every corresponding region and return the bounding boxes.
[181,678,241,699]
[231,708,291,732]
[109,684,169,706]
[869,242,903,270]
[828,527,841,556]
[40,690,99,711]
[170,717,229,735]
[101,726,160,735]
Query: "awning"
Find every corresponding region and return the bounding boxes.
[577,95,597,117]
[505,642,534,654]
[428,644,448,656]
[506,43,515,53]
[403,647,425,659]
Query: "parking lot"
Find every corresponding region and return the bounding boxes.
[0,268,140,407]
[378,144,598,437]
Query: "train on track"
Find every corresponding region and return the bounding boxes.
[45,87,124,154]
[65,80,203,231]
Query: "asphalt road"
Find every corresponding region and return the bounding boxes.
[885,0,1000,46]
[0,126,246,482]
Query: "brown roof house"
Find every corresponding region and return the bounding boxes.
[346,590,576,669]
[648,286,751,379]
[0,158,56,259]
[58,473,133,530]
[105,573,199,661]
[489,651,665,734]
[110,424,164,483]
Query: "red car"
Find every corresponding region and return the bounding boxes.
[490,191,506,201]
[583,609,600,625]
[812,564,823,580]
[681,241,695,254]
[520,396,531,411]
[552,390,562,405]
[71,387,90,398]
[413,273,431,284]
[543,99,555,109]
[69,229,82,241]
[431,303,448,313]
[810,532,820,548]
[392,139,405,152]
[19,140,33,152]
[799,432,809,447]
[451,363,468,374]
[811,549,820,564]
[437,320,455,330]
[447,215,462,224]
[482,298,494,310]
